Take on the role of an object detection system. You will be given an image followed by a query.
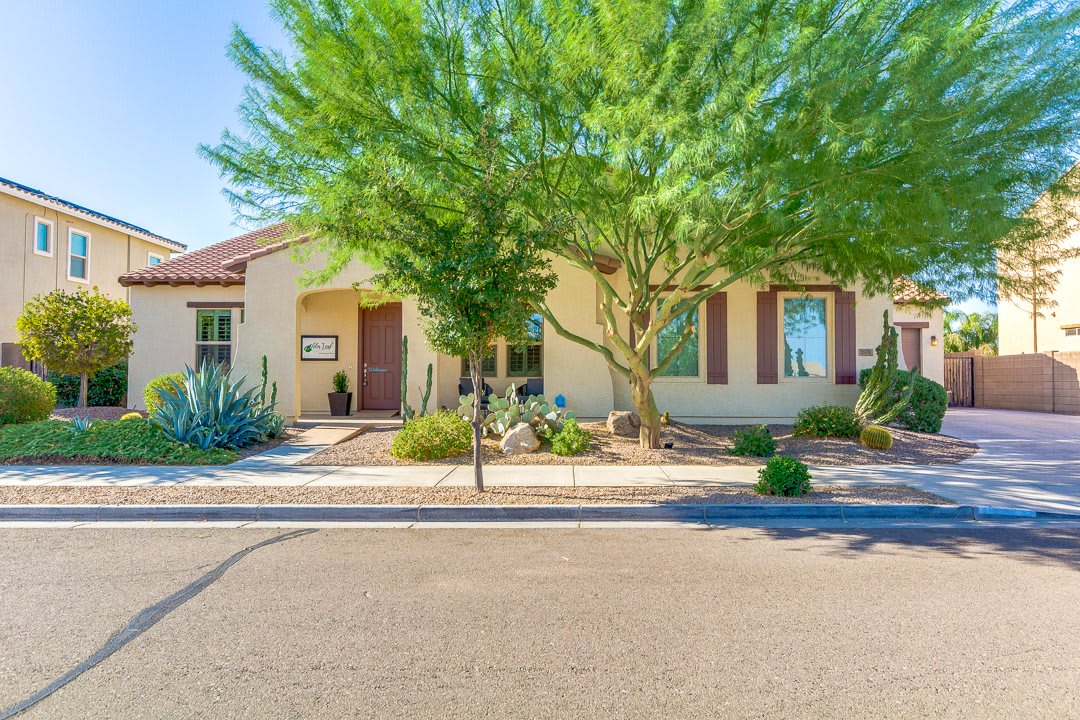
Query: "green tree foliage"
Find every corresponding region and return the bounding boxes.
[998,168,1080,352]
[49,361,127,408]
[16,288,136,408]
[203,0,1080,447]
[363,146,559,491]
[944,311,998,355]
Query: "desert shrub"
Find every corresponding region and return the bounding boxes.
[729,424,776,457]
[754,456,812,497]
[390,411,472,461]
[151,362,279,450]
[0,417,236,464]
[145,372,185,415]
[49,361,127,407]
[793,404,861,438]
[0,367,57,425]
[860,424,894,450]
[858,369,949,433]
[549,418,592,456]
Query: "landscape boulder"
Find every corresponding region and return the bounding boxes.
[606,410,641,437]
[500,424,540,455]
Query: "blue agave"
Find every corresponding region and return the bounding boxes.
[150,361,279,450]
[67,415,94,434]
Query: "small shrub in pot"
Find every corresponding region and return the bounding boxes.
[754,456,812,497]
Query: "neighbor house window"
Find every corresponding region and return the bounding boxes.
[1066,327,1080,337]
[147,252,164,266]
[782,297,828,379]
[507,314,543,376]
[462,346,497,376]
[195,309,232,365]
[67,230,90,282]
[34,217,53,256]
[656,299,699,377]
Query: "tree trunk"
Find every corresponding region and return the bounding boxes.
[1033,311,1039,354]
[78,372,89,408]
[630,373,662,449]
[468,351,485,493]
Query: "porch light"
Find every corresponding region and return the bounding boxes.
[930,335,938,347]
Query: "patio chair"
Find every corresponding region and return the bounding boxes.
[516,377,544,403]
[458,377,494,407]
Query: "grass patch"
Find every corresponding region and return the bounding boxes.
[0,418,238,465]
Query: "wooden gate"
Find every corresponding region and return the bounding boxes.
[944,356,974,407]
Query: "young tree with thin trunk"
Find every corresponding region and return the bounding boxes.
[203,0,1080,447]
[16,288,136,408]
[998,169,1080,352]
[365,146,559,492]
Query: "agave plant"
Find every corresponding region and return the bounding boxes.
[67,415,94,434]
[150,360,279,450]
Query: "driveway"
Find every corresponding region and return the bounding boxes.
[814,408,1080,514]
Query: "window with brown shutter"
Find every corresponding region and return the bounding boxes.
[834,291,857,384]
[757,291,778,384]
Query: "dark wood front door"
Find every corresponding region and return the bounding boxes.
[901,327,922,372]
[360,303,402,410]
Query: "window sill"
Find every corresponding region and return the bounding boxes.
[66,275,90,284]
[33,249,53,258]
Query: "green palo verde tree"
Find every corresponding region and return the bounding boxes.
[203,0,1080,448]
[364,148,559,492]
[16,288,136,408]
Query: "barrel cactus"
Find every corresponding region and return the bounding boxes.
[860,424,894,450]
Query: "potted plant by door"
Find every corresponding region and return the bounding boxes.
[328,370,352,416]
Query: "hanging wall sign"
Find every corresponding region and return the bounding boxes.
[300,335,338,361]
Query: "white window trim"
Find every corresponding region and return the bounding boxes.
[33,216,54,257]
[652,296,704,383]
[777,292,834,384]
[194,309,233,365]
[66,228,91,283]
[147,251,164,266]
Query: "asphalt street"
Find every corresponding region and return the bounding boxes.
[2,527,1079,718]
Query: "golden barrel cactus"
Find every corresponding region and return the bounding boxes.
[860,424,893,450]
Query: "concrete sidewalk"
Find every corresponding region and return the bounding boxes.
[1,408,1076,512]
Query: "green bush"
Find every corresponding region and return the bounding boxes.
[729,424,776,457]
[793,404,861,438]
[390,411,472,460]
[0,367,57,425]
[754,456,812,497]
[549,418,592,456]
[49,361,127,408]
[858,368,948,433]
[145,372,185,415]
[0,418,236,464]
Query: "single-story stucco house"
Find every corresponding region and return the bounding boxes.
[118,224,945,423]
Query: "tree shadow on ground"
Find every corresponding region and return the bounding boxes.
[742,525,1080,572]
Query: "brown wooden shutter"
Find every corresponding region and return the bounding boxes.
[706,293,727,384]
[834,291,857,384]
[756,291,778,384]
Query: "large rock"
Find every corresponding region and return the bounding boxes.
[607,410,641,437]
[500,424,540,455]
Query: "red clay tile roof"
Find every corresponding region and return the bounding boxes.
[119,223,298,287]
[892,277,950,304]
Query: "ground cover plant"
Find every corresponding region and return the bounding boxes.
[0,417,236,465]
[0,367,57,425]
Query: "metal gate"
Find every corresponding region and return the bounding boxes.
[944,356,974,407]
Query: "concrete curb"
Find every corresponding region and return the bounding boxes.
[0,503,1075,525]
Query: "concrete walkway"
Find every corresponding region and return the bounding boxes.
[1,408,1076,512]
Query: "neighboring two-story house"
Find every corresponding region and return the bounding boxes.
[0,176,185,369]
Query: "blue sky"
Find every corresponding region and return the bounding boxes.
[0,0,285,251]
[0,0,994,314]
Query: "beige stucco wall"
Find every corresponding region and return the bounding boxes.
[0,191,173,347]
[892,303,945,384]
[998,216,1080,355]
[126,284,245,409]
[127,243,945,423]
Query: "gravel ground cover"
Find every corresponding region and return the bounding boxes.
[0,484,950,505]
[299,421,977,467]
